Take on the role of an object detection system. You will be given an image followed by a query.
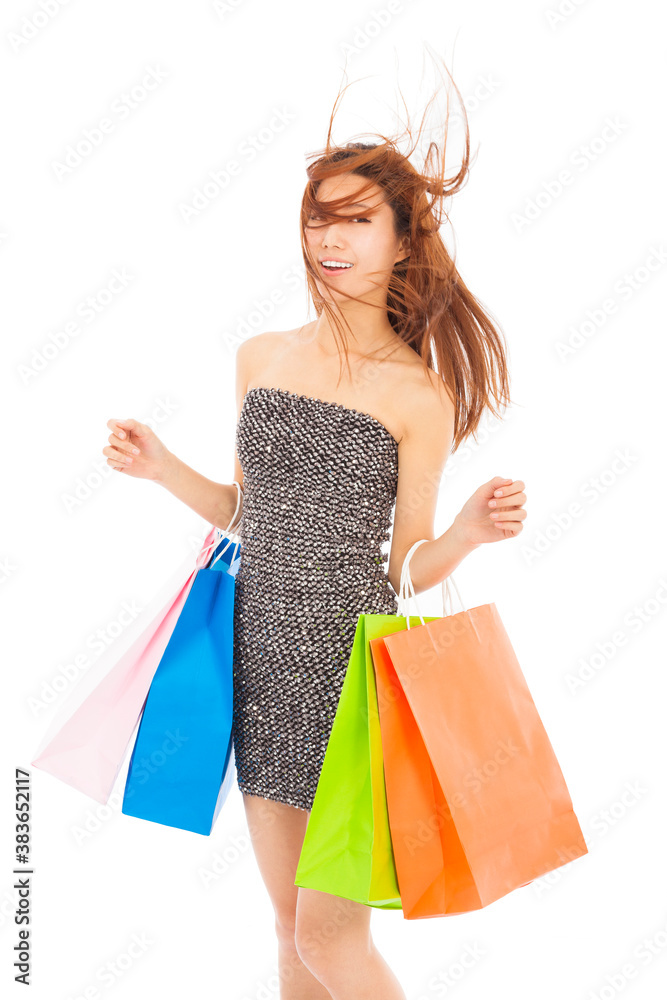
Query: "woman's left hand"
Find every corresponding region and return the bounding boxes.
[454,476,527,546]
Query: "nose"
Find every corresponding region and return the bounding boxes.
[318,220,345,249]
[323,237,342,251]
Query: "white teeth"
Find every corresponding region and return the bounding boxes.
[321,260,353,268]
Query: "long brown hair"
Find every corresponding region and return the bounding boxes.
[299,55,511,452]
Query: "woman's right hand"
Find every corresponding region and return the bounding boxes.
[103,417,172,482]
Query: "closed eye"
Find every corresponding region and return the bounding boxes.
[306,215,371,224]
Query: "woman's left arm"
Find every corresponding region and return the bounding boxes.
[387,387,527,596]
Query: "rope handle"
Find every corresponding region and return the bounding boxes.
[397,538,466,629]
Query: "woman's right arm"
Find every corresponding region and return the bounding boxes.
[102,338,255,532]
[154,455,241,533]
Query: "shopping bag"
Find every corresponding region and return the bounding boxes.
[31,483,243,805]
[371,539,589,918]
[294,611,435,909]
[121,528,241,836]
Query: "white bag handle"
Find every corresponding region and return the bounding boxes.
[397,537,466,629]
[201,480,244,570]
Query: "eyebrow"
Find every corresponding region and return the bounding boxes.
[313,200,381,213]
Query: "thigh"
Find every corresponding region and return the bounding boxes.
[242,791,309,932]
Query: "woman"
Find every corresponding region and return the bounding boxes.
[102,77,527,1000]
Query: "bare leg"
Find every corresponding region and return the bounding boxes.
[241,792,334,999]
[295,886,407,1000]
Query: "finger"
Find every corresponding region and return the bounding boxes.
[105,454,127,471]
[107,418,129,440]
[495,480,524,498]
[489,491,526,509]
[490,508,526,522]
[108,432,141,456]
[494,520,523,532]
[102,445,134,467]
[106,417,149,441]
[490,477,513,494]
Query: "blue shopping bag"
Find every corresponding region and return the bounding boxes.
[122,530,241,836]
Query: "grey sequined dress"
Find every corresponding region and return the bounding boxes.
[231,386,399,811]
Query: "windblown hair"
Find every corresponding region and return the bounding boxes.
[299,56,511,452]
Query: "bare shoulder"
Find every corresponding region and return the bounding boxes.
[238,324,320,388]
[236,330,292,387]
[236,330,283,367]
[394,360,456,442]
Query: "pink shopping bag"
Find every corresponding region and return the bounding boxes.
[31,522,235,804]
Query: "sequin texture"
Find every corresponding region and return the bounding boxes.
[232,386,399,811]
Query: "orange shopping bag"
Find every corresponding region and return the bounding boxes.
[370,539,588,918]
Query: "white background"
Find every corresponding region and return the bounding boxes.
[2,0,666,998]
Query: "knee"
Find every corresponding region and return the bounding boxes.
[294,914,350,975]
[276,913,317,986]
[274,913,298,955]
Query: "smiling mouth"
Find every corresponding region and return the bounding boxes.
[320,261,354,274]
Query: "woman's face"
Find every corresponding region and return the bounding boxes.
[304,173,409,304]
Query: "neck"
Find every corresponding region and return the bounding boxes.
[309,310,399,359]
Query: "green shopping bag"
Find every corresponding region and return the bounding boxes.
[293,611,438,908]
